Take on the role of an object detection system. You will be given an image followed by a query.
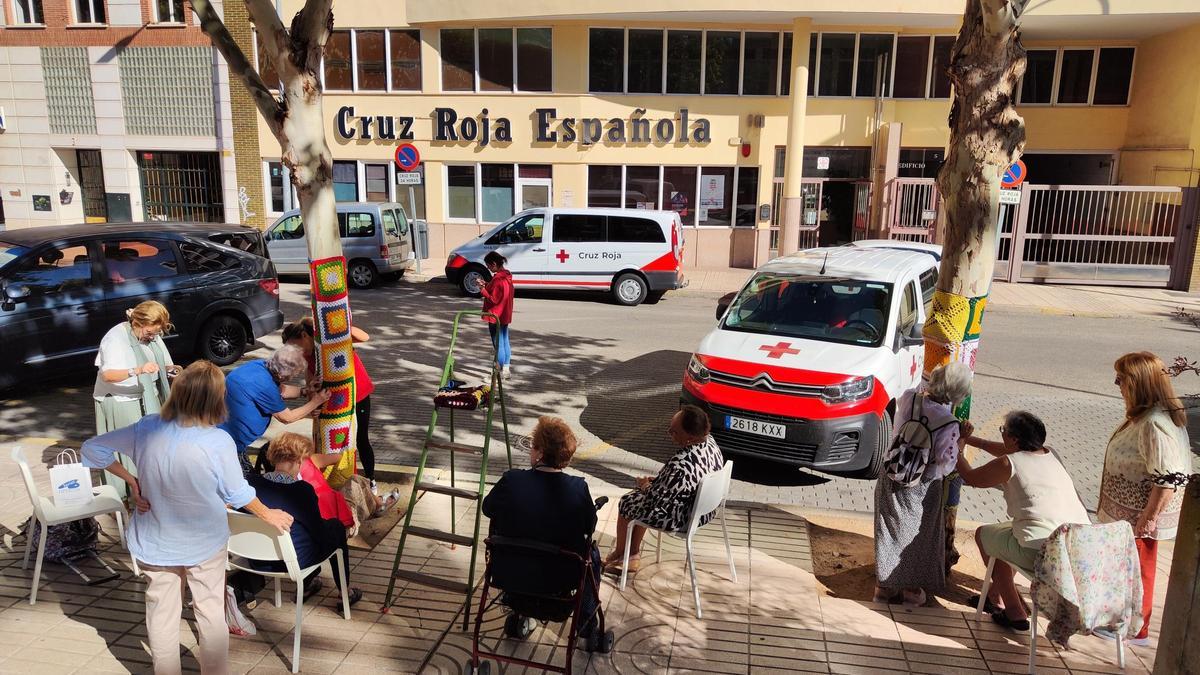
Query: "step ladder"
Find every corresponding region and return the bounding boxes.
[382,310,512,630]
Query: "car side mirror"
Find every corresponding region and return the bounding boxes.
[5,284,30,301]
[899,323,924,348]
[716,292,736,321]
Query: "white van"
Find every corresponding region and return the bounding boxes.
[681,245,941,479]
[445,207,687,306]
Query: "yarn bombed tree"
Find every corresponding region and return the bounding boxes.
[190,0,358,486]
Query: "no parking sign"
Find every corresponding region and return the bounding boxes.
[394,143,421,172]
[1001,160,1027,188]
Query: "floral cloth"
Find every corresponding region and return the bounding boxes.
[1097,407,1191,540]
[1032,521,1143,648]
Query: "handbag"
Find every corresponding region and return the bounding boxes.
[49,448,95,508]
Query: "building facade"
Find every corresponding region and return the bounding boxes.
[0,0,240,229]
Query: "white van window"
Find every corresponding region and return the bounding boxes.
[340,213,376,238]
[381,209,404,238]
[487,213,544,245]
[392,208,410,236]
[723,274,892,347]
[608,216,665,243]
[269,215,304,240]
[553,214,606,242]
[899,281,919,333]
[918,268,938,315]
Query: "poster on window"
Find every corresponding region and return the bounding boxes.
[699,175,725,209]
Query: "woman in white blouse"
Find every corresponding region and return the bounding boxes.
[93,300,178,497]
[1095,351,1191,646]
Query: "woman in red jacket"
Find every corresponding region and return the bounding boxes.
[480,251,514,377]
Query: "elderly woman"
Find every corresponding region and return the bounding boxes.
[956,411,1090,631]
[93,300,179,497]
[603,405,725,576]
[873,362,972,607]
[1094,351,1191,646]
[482,416,603,638]
[82,361,293,674]
[218,344,329,474]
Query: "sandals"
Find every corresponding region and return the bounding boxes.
[990,609,1031,632]
[602,556,640,577]
[373,489,402,517]
[336,587,364,613]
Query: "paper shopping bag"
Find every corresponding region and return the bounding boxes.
[49,448,94,508]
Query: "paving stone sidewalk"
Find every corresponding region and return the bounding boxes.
[0,437,1173,674]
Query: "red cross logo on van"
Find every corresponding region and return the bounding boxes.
[556,249,570,263]
[759,342,800,359]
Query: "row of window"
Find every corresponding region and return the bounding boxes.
[491,212,667,246]
[265,160,426,220]
[1019,47,1135,106]
[11,0,186,25]
[586,165,761,227]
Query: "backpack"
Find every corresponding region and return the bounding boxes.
[22,516,99,563]
[882,393,959,487]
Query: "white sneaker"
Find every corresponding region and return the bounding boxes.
[1093,627,1150,647]
[501,365,512,379]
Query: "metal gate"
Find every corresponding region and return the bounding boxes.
[76,149,107,223]
[852,181,872,241]
[137,151,224,223]
[886,178,939,242]
[768,178,823,256]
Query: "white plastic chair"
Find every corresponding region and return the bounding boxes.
[11,445,135,604]
[619,460,737,619]
[975,529,1128,673]
[226,511,351,674]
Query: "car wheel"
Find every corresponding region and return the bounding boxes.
[459,265,490,298]
[198,314,248,366]
[347,260,378,289]
[612,273,648,306]
[850,410,891,480]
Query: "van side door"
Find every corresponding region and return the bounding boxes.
[265,214,307,274]
[484,212,548,285]
[894,275,924,392]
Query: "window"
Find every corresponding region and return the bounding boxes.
[180,241,238,274]
[667,30,702,94]
[390,29,422,91]
[332,161,358,202]
[487,213,544,245]
[588,165,623,207]
[1093,47,1134,105]
[269,215,304,241]
[356,30,386,91]
[1057,49,1094,104]
[73,0,104,23]
[742,32,779,95]
[1020,49,1056,104]
[705,31,740,95]
[899,281,919,334]
[806,34,817,95]
[929,36,954,99]
[553,214,606,242]
[609,216,665,243]
[918,268,938,315]
[256,34,280,89]
[898,148,945,179]
[735,168,759,227]
[381,208,407,238]
[589,29,625,93]
[395,166,426,220]
[628,29,664,94]
[626,166,661,209]
[818,33,855,96]
[364,164,389,202]
[479,28,514,91]
[267,161,286,212]
[102,240,178,284]
[517,28,552,92]
[724,275,892,347]
[155,0,183,23]
[480,164,514,222]
[856,34,894,97]
[441,28,475,91]
[339,213,376,237]
[447,165,477,219]
[13,0,43,23]
[663,167,697,224]
[324,31,353,90]
[699,167,734,227]
[779,32,794,97]
[893,36,930,98]
[7,243,92,295]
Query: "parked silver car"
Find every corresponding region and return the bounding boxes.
[266,202,415,288]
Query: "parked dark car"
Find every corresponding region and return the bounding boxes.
[0,222,284,390]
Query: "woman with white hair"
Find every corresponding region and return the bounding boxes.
[218,344,330,474]
[873,361,972,606]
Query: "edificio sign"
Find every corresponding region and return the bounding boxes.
[335,106,712,147]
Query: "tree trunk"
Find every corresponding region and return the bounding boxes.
[191,0,357,486]
[923,0,1027,393]
[1155,482,1200,674]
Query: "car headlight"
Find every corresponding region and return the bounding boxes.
[687,355,711,384]
[821,376,873,404]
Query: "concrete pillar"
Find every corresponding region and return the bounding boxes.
[779,21,813,255]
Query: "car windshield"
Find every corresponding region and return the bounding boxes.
[0,243,28,269]
[722,273,892,347]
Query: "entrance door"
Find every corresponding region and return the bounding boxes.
[77,149,108,223]
[517,178,552,211]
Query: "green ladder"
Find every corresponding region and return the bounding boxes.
[382,310,512,630]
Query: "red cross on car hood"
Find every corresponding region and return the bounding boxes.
[695,331,883,384]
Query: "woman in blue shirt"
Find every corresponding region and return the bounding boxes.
[83,361,293,675]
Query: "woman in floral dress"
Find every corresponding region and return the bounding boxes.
[1096,351,1192,646]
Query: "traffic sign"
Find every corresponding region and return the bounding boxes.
[1001,159,1026,188]
[395,171,422,185]
[999,188,1021,205]
[394,143,421,172]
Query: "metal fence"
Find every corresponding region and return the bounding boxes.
[885,178,939,242]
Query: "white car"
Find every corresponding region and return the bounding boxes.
[444,207,687,306]
[682,245,942,478]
